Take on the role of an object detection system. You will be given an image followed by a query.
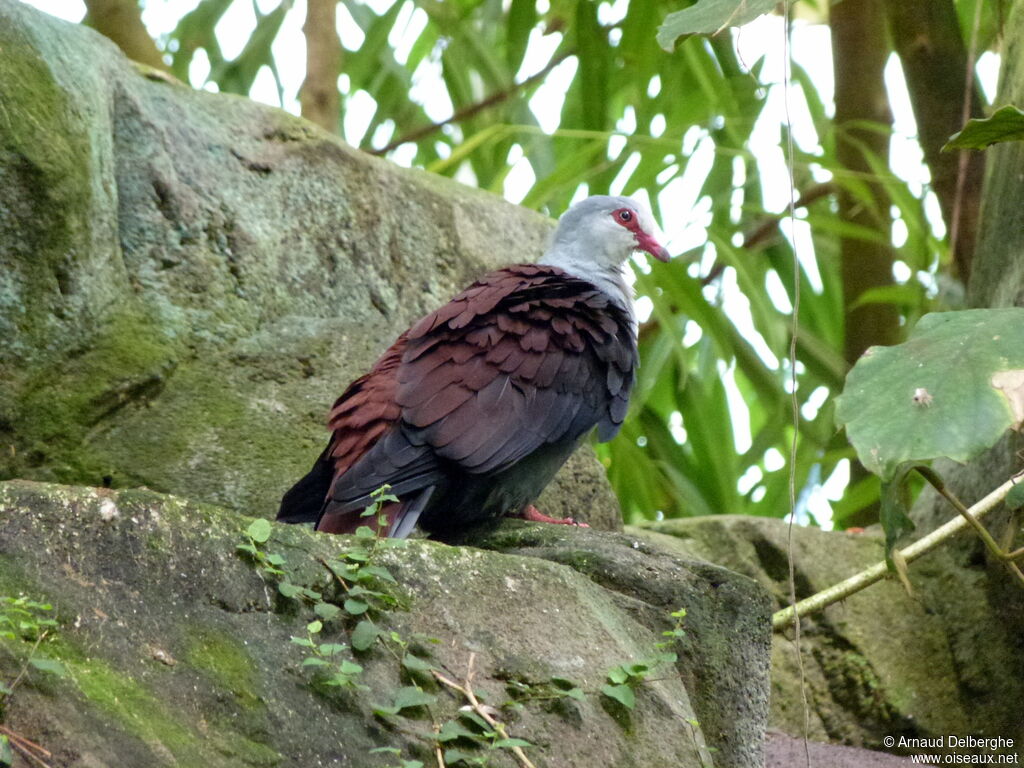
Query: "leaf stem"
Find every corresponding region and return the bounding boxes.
[773,470,1024,630]
[431,653,537,768]
[915,466,1024,584]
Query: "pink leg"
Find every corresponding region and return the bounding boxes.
[518,504,589,528]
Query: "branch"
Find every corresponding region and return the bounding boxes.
[431,653,537,768]
[371,50,575,156]
[300,0,342,133]
[885,0,985,285]
[83,0,168,72]
[0,725,53,768]
[773,470,1024,630]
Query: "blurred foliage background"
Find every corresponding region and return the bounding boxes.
[59,0,1007,528]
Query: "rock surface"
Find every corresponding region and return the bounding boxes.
[0,480,770,768]
[637,516,1024,762]
[0,0,618,532]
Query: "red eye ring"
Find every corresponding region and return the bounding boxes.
[618,210,633,222]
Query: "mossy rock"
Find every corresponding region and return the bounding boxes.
[636,515,1024,761]
[0,0,619,532]
[0,480,771,767]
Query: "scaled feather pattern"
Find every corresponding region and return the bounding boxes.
[278,195,668,539]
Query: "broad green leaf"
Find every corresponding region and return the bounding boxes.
[443,749,477,765]
[362,565,397,583]
[943,105,1024,151]
[835,309,1024,480]
[1005,482,1024,511]
[28,657,66,676]
[658,0,777,50]
[436,720,480,742]
[246,518,272,543]
[350,619,380,651]
[600,683,636,709]
[278,581,303,599]
[339,660,363,676]
[401,653,435,672]
[374,685,436,715]
[344,598,369,615]
[0,734,12,767]
[606,666,628,685]
[314,602,341,621]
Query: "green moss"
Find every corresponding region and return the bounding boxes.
[183,625,262,710]
[7,309,182,485]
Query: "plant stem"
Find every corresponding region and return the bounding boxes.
[915,466,1024,584]
[431,653,537,768]
[773,470,1024,630]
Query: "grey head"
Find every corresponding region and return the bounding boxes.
[538,195,669,312]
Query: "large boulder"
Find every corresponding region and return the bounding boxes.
[0,480,770,768]
[637,515,1024,762]
[0,0,617,531]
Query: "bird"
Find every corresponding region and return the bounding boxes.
[277,195,669,539]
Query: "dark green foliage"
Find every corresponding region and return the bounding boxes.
[944,104,1024,151]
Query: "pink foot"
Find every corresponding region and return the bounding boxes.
[519,504,590,528]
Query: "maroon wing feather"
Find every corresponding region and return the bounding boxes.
[398,264,636,475]
[324,335,406,478]
[315,264,636,535]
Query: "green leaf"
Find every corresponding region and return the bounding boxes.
[246,518,272,543]
[943,105,1024,151]
[350,619,380,651]
[657,0,776,50]
[835,309,1024,480]
[601,683,636,709]
[265,553,286,566]
[401,653,435,672]
[344,598,369,615]
[318,643,346,656]
[606,666,628,685]
[28,657,67,676]
[290,636,316,648]
[302,657,329,667]
[306,620,323,634]
[436,720,480,742]
[1005,482,1024,511]
[0,734,12,768]
[344,548,371,563]
[362,565,397,583]
[314,602,342,621]
[374,685,436,715]
[338,660,364,676]
[458,710,493,734]
[442,749,477,765]
[278,581,303,599]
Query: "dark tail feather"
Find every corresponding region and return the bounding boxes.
[277,450,334,524]
[389,486,434,539]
